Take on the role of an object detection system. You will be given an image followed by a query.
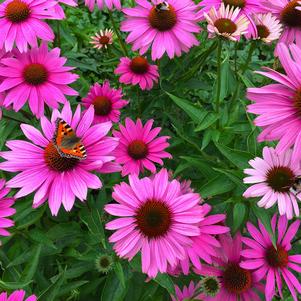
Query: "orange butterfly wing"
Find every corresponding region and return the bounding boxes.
[53,119,87,160]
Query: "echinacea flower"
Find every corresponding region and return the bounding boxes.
[52,0,78,19]
[114,56,159,91]
[113,118,172,176]
[0,291,36,301]
[90,29,114,50]
[249,13,283,43]
[171,204,230,275]
[195,233,263,301]
[105,169,204,278]
[247,42,301,153]
[0,179,16,237]
[204,4,250,41]
[95,254,114,273]
[240,215,301,301]
[84,0,121,11]
[121,0,200,60]
[0,43,79,118]
[82,81,128,124]
[0,102,119,216]
[171,281,202,301]
[0,0,61,52]
[260,0,301,51]
[243,147,301,219]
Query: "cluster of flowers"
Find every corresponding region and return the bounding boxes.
[0,0,300,300]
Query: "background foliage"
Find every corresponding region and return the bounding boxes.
[0,0,299,300]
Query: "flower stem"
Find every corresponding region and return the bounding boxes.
[108,10,129,57]
[215,38,222,116]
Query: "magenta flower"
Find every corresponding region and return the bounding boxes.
[84,0,121,11]
[240,215,301,301]
[0,0,60,52]
[243,147,301,219]
[195,233,263,301]
[105,169,203,278]
[113,118,172,176]
[0,102,119,216]
[260,0,301,50]
[121,0,200,60]
[204,4,250,41]
[82,81,128,124]
[0,43,78,118]
[52,0,78,19]
[114,56,159,91]
[0,179,15,237]
[0,290,36,301]
[171,281,202,301]
[171,204,230,275]
[247,42,301,153]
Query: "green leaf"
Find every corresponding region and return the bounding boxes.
[215,143,253,169]
[199,175,235,198]
[232,203,246,233]
[194,112,219,132]
[0,280,32,290]
[21,244,42,283]
[166,92,207,123]
[153,273,175,296]
[114,261,126,288]
[101,271,129,301]
[213,168,246,191]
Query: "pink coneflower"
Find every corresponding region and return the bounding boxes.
[240,215,301,301]
[243,147,301,219]
[0,102,119,216]
[171,204,230,275]
[195,234,263,301]
[113,118,172,176]
[248,13,283,43]
[82,81,128,124]
[0,291,36,301]
[52,0,78,19]
[90,29,114,50]
[204,4,250,41]
[114,56,159,91]
[0,0,61,52]
[0,43,78,118]
[171,281,202,301]
[0,179,15,237]
[247,42,301,153]
[121,0,200,60]
[105,169,203,278]
[84,0,121,11]
[260,0,301,50]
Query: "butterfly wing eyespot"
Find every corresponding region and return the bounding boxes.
[53,118,87,160]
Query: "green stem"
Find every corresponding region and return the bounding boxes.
[56,21,61,48]
[108,11,129,57]
[215,38,222,116]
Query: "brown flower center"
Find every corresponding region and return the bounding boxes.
[214,18,237,34]
[5,0,30,23]
[99,36,110,45]
[44,142,79,172]
[223,263,252,294]
[281,0,301,28]
[149,3,177,31]
[23,63,48,86]
[136,200,172,238]
[130,56,149,74]
[266,245,289,268]
[266,166,295,193]
[223,0,246,8]
[127,140,148,160]
[93,96,112,116]
[257,25,270,39]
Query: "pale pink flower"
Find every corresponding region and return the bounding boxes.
[90,29,114,50]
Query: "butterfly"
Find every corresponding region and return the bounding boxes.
[53,118,87,160]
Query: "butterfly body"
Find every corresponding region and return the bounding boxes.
[53,119,87,160]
